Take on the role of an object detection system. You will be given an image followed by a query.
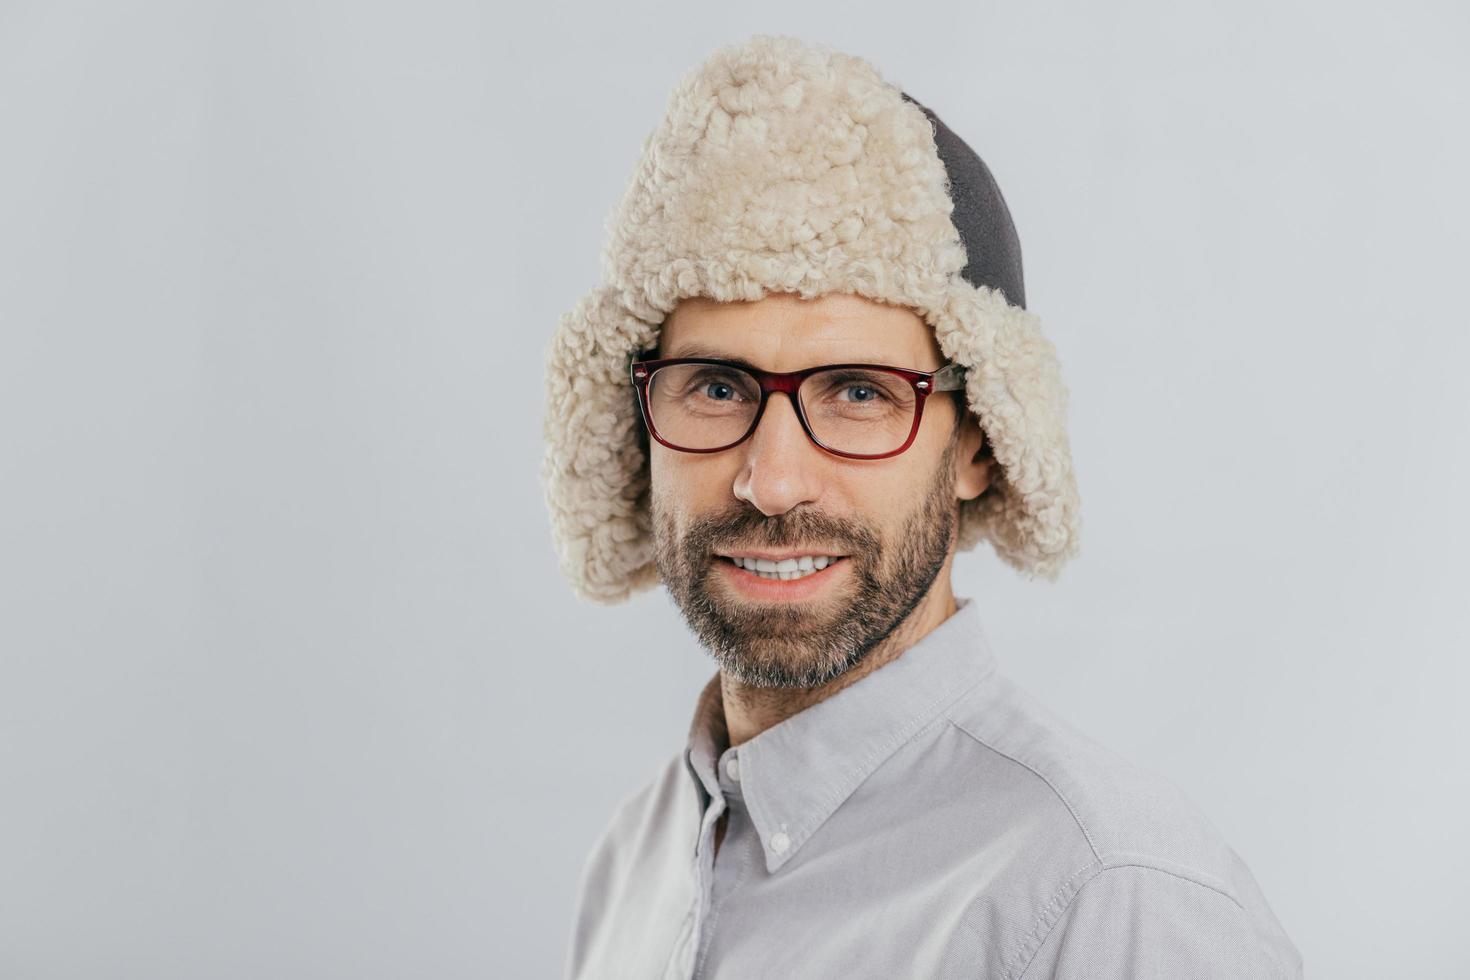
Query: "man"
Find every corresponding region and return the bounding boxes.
[542,34,1302,979]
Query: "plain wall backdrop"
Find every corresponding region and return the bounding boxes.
[1,1,1467,977]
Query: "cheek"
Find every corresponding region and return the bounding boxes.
[650,444,936,524]
[650,447,728,513]
[649,445,688,495]
[856,450,950,521]
[916,396,959,449]
[860,471,920,517]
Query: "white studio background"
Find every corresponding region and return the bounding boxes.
[1,2,1466,978]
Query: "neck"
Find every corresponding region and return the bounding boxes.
[720,566,960,748]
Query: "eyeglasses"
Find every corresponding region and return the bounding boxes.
[629,354,967,460]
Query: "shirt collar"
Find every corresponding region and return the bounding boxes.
[683,596,998,874]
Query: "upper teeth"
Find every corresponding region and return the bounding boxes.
[729,555,841,580]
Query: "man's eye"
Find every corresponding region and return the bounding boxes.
[839,383,885,403]
[817,372,902,404]
[689,372,750,400]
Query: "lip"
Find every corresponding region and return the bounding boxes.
[712,555,850,603]
[714,549,850,562]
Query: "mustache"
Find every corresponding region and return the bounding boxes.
[681,503,881,558]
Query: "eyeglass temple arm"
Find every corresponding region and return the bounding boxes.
[928,363,968,391]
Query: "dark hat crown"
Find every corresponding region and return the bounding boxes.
[901,92,1026,310]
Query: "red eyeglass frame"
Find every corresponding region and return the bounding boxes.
[628,354,968,460]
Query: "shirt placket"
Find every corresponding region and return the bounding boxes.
[663,749,732,979]
[666,745,750,980]
[694,747,755,979]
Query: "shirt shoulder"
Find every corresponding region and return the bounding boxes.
[580,748,692,873]
[949,671,1248,893]
[564,750,696,980]
[943,672,1303,978]
[1022,863,1302,979]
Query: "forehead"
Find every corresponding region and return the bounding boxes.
[658,291,942,369]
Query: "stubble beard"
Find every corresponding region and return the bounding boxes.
[651,436,960,690]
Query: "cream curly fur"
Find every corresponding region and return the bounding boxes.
[541,34,1082,604]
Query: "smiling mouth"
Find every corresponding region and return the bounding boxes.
[718,555,849,582]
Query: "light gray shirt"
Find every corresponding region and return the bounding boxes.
[564,597,1303,978]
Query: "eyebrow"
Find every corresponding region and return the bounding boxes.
[661,344,740,360]
[660,344,904,368]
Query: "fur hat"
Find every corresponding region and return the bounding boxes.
[541,33,1082,604]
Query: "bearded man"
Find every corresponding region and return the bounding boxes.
[542,33,1301,980]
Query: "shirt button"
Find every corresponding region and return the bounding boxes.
[770,831,790,854]
[725,756,740,781]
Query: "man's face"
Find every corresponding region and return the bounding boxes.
[649,290,988,689]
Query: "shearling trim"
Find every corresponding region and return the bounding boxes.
[541,34,1082,603]
[540,284,660,603]
[934,280,1081,578]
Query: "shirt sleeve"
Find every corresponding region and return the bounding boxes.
[562,823,618,980]
[1023,865,1303,980]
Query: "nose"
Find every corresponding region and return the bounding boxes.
[731,392,824,517]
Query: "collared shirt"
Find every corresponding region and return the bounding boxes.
[563,597,1303,979]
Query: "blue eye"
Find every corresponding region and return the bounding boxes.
[681,367,756,402]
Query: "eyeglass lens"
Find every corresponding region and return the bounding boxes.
[646,363,919,455]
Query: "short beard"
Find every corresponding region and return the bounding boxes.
[651,433,960,690]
